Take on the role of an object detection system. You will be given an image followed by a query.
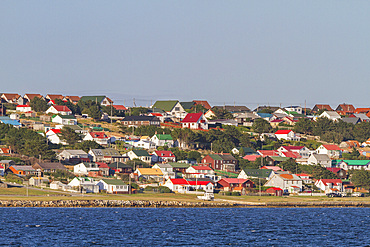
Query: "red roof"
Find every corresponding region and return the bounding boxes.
[322,144,341,151]
[258,150,279,157]
[295,173,310,177]
[326,167,341,173]
[187,180,212,186]
[16,105,30,108]
[154,151,175,157]
[0,164,4,169]
[89,132,108,139]
[266,187,283,191]
[281,151,301,159]
[319,179,343,185]
[181,112,203,123]
[150,113,163,117]
[113,105,127,111]
[0,148,10,154]
[281,146,304,151]
[53,105,71,112]
[96,162,109,168]
[193,100,212,110]
[170,178,189,185]
[219,178,251,184]
[261,166,284,172]
[243,154,260,161]
[191,166,212,171]
[275,130,292,135]
[49,129,61,134]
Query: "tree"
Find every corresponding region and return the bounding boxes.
[74,140,102,152]
[30,97,48,112]
[187,151,202,162]
[252,118,272,134]
[279,159,301,174]
[350,169,370,190]
[129,107,149,116]
[59,127,82,146]
[293,118,314,135]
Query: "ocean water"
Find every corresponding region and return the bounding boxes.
[0,207,369,246]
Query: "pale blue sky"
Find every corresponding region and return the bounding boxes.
[1,1,370,108]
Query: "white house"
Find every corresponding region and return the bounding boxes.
[264,173,303,193]
[315,179,343,193]
[336,160,370,171]
[316,144,342,159]
[152,100,187,119]
[127,150,152,163]
[284,106,303,114]
[46,129,66,145]
[150,134,174,147]
[307,153,332,167]
[73,162,100,175]
[181,112,208,130]
[151,151,176,163]
[50,181,70,191]
[185,165,216,180]
[274,130,300,141]
[57,150,89,162]
[134,168,164,181]
[277,146,311,159]
[163,178,214,193]
[45,105,72,115]
[16,105,32,112]
[52,115,77,125]
[96,179,129,194]
[132,140,156,149]
[152,163,176,179]
[318,111,341,122]
[83,132,111,145]
[68,177,99,193]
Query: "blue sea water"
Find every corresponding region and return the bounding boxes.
[0,207,368,246]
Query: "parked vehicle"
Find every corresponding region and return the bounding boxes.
[326,193,340,198]
[352,192,364,197]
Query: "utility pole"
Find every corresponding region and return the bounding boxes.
[110,102,113,124]
[259,156,263,197]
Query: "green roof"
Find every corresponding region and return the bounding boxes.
[152,100,179,112]
[334,160,370,166]
[268,156,291,162]
[168,162,191,168]
[242,169,273,178]
[156,134,173,140]
[180,102,195,110]
[238,147,256,154]
[53,115,76,119]
[132,149,150,157]
[80,96,107,104]
[101,179,127,185]
[208,154,223,160]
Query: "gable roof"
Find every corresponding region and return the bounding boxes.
[336,104,355,112]
[321,144,341,151]
[280,146,305,151]
[190,166,212,171]
[275,130,293,135]
[168,162,191,169]
[152,100,179,112]
[132,149,150,157]
[319,179,343,185]
[339,160,370,166]
[80,96,112,104]
[242,154,260,161]
[311,154,331,161]
[137,168,163,176]
[154,151,175,157]
[313,104,333,111]
[89,132,108,139]
[52,105,72,112]
[341,117,361,124]
[180,102,195,110]
[193,100,211,110]
[242,168,272,178]
[219,178,251,184]
[113,105,128,111]
[96,162,110,168]
[154,134,173,140]
[101,179,126,185]
[181,112,203,123]
[46,94,64,100]
[34,162,66,170]
[207,154,223,160]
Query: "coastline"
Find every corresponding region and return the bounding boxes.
[0,199,370,208]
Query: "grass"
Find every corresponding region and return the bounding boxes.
[0,187,64,196]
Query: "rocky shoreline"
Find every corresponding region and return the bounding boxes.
[0,200,369,208]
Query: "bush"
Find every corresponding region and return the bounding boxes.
[158,186,172,193]
[231,192,241,196]
[5,174,23,184]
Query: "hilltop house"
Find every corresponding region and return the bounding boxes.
[307,154,332,167]
[83,132,110,145]
[23,94,44,103]
[46,105,72,115]
[121,116,160,127]
[274,130,300,141]
[150,134,174,147]
[1,93,24,105]
[151,151,176,163]
[52,115,77,125]
[316,145,342,159]
[127,150,151,163]
[312,104,333,113]
[152,100,187,119]
[79,96,113,106]
[319,111,341,121]
[181,112,208,130]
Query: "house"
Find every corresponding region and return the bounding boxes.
[152,163,176,179]
[266,187,283,196]
[73,162,100,176]
[238,169,273,179]
[168,162,191,173]
[193,100,212,110]
[0,148,10,155]
[1,93,24,104]
[45,105,72,115]
[312,104,333,113]
[351,113,370,122]
[336,103,355,115]
[270,119,284,128]
[217,178,254,192]
[265,156,291,166]
[214,105,250,114]
[295,173,311,183]
[127,150,151,163]
[261,166,284,172]
[96,179,129,194]
[201,154,236,171]
[23,94,44,103]
[83,132,111,145]
[326,167,347,179]
[284,106,303,114]
[132,140,156,149]
[185,165,215,180]
[243,154,260,162]
[152,100,187,119]
[68,177,99,193]
[316,145,342,159]
[79,96,113,106]
[318,111,341,121]
[277,146,311,159]
[134,168,163,181]
[121,116,160,127]
[339,140,361,149]
[0,164,4,176]
[29,177,49,186]
[335,160,370,171]
[274,130,300,141]
[163,178,214,193]
[257,150,280,157]
[0,116,22,128]
[151,151,176,163]
[315,179,343,193]
[16,105,32,112]
[307,154,332,167]
[63,96,80,104]
[204,109,216,119]
[57,150,89,163]
[264,173,303,193]
[46,129,65,145]
[50,181,70,190]
[96,162,110,176]
[181,112,208,130]
[0,160,16,170]
[52,115,77,125]
[341,117,361,125]
[32,162,67,173]
[108,162,133,174]
[88,148,127,163]
[150,134,174,147]
[45,94,64,103]
[8,165,36,176]
[112,105,128,114]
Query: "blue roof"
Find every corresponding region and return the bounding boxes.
[257,113,272,118]
[0,116,11,121]
[1,120,21,126]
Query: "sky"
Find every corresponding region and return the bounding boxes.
[1,1,370,108]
